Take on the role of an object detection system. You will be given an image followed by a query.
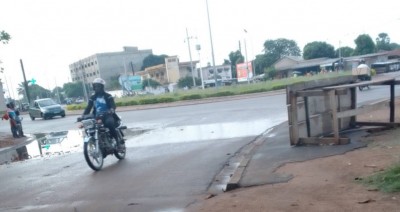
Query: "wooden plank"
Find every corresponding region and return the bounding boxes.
[296,89,347,97]
[337,101,389,118]
[289,92,299,145]
[328,90,340,144]
[355,122,400,127]
[299,137,350,145]
[390,82,395,122]
[323,78,395,90]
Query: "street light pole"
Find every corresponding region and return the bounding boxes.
[196,44,205,89]
[20,59,31,104]
[186,28,196,88]
[205,0,218,88]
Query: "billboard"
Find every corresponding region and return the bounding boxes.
[236,62,253,82]
[118,75,143,93]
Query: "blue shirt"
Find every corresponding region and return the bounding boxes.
[95,96,109,115]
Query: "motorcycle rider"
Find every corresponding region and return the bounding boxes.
[82,78,124,149]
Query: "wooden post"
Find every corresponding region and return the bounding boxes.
[328,89,339,144]
[350,87,357,127]
[290,92,299,145]
[390,80,395,123]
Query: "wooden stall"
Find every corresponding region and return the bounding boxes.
[287,76,400,146]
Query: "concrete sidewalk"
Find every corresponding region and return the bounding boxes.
[0,134,35,164]
[223,122,370,190]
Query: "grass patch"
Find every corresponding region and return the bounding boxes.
[361,163,400,193]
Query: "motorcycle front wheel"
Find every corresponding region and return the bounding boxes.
[84,139,104,171]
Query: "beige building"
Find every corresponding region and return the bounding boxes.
[136,56,198,85]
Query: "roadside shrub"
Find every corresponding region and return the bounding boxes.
[139,98,159,105]
[271,85,286,90]
[158,97,176,103]
[128,100,139,105]
[180,94,202,100]
[205,91,235,98]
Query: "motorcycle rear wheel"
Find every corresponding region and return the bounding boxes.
[114,131,126,160]
[84,140,104,171]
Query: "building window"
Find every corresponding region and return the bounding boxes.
[209,69,214,74]
[217,68,223,73]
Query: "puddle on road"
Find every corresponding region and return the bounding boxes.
[127,119,284,147]
[2,118,284,164]
[1,128,147,165]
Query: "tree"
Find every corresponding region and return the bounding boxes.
[263,38,301,59]
[255,38,301,75]
[389,43,400,50]
[63,82,84,98]
[376,33,391,51]
[264,67,276,80]
[228,50,244,79]
[0,30,11,44]
[253,53,276,76]
[353,34,376,55]
[303,41,335,59]
[108,75,121,90]
[141,54,169,70]
[142,78,161,89]
[335,46,354,57]
[177,76,201,89]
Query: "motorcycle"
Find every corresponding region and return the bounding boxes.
[77,114,127,171]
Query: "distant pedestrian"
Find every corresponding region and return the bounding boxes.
[9,102,24,137]
[2,103,19,138]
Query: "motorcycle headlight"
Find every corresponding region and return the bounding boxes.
[81,120,94,129]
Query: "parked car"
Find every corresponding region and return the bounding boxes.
[29,98,66,120]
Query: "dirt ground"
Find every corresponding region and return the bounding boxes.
[188,99,400,212]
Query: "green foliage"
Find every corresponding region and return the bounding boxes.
[252,38,301,76]
[205,91,235,98]
[108,75,121,90]
[63,81,85,98]
[141,54,168,70]
[142,78,161,89]
[158,97,176,103]
[265,67,277,80]
[263,38,301,58]
[66,104,86,110]
[0,30,11,44]
[177,76,200,89]
[303,41,335,59]
[139,98,160,105]
[361,163,400,192]
[228,50,244,79]
[371,68,377,76]
[353,34,376,56]
[335,46,354,57]
[180,94,202,100]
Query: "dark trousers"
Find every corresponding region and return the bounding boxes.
[103,114,118,141]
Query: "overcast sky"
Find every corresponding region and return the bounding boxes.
[0,0,399,98]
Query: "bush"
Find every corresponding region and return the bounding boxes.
[158,97,176,103]
[206,91,235,98]
[139,98,159,105]
[180,94,203,100]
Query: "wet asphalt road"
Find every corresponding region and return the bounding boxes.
[1,73,399,211]
[0,93,287,212]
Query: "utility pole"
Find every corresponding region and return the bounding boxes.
[205,0,218,88]
[196,44,205,89]
[186,28,196,88]
[20,59,31,104]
